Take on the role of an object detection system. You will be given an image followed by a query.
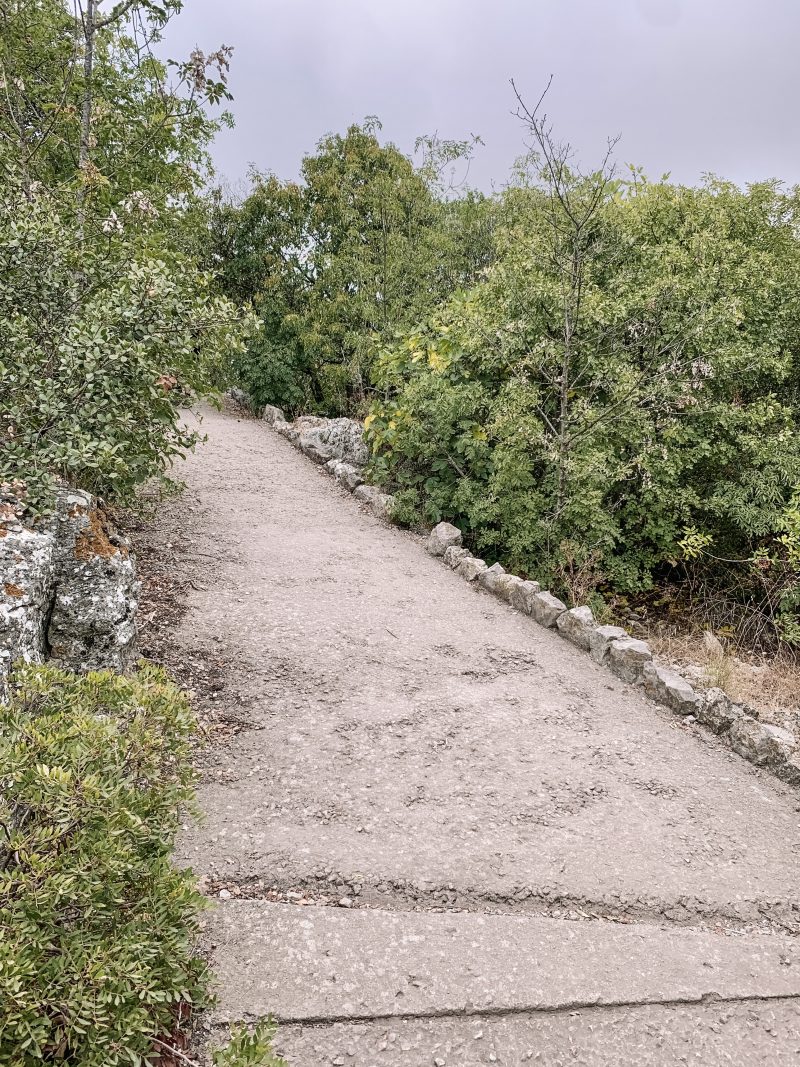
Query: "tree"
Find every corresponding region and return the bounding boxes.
[0,1,252,512]
[212,119,496,415]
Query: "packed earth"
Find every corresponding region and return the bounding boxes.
[138,404,800,1066]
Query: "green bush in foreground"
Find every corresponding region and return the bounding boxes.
[0,664,286,1067]
[0,663,202,1064]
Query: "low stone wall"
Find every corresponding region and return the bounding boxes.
[426,521,799,789]
[0,487,138,695]
[264,406,395,520]
[261,402,799,790]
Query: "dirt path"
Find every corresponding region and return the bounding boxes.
[143,404,800,1065]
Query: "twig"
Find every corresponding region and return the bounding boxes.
[151,1037,203,1067]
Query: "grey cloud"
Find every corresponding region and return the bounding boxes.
[163,0,800,191]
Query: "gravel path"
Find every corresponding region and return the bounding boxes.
[144,404,800,1065]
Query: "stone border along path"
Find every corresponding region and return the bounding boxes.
[162,402,800,1065]
[264,402,799,791]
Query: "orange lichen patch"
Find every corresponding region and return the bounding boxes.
[3,582,24,598]
[74,507,128,561]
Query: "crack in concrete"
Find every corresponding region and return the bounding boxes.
[220,990,800,1030]
[204,874,800,935]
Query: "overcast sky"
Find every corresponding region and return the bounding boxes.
[163,0,800,193]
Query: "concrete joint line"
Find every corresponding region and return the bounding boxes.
[240,990,800,1030]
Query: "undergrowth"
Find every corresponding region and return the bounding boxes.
[0,663,284,1067]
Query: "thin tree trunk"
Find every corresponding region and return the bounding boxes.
[79,0,95,174]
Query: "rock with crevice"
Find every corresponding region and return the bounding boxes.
[46,491,139,673]
[477,562,506,594]
[0,519,57,695]
[1,489,138,688]
[457,556,488,583]
[493,573,525,604]
[333,463,364,492]
[642,662,700,715]
[302,418,368,467]
[589,624,629,665]
[695,687,740,735]
[509,579,543,616]
[299,432,336,465]
[443,546,471,570]
[728,717,796,768]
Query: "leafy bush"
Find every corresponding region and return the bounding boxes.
[0,663,205,1065]
[0,177,252,514]
[0,2,255,515]
[366,176,800,645]
[205,123,495,415]
[0,665,288,1067]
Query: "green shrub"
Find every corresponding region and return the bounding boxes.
[0,664,205,1066]
[0,177,253,516]
[366,178,800,644]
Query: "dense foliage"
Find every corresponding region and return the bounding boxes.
[0,0,253,513]
[216,106,800,646]
[366,173,800,645]
[207,122,495,414]
[0,664,203,1065]
[0,664,287,1067]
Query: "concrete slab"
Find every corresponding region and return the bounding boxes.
[266,999,800,1066]
[205,902,800,1024]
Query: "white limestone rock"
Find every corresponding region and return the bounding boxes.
[556,605,597,651]
[607,637,652,685]
[426,522,463,558]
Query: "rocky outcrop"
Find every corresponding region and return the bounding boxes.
[0,488,138,693]
[0,516,56,693]
[46,491,138,673]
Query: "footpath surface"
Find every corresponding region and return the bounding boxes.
[147,405,800,1065]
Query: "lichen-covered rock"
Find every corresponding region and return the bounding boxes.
[443,545,471,569]
[642,662,700,715]
[303,418,368,466]
[334,463,364,492]
[607,637,652,685]
[46,491,138,673]
[352,484,393,518]
[477,562,506,594]
[493,573,525,604]
[426,522,463,557]
[0,520,57,695]
[530,590,567,628]
[556,605,596,651]
[299,432,336,464]
[457,556,488,583]
[696,687,740,735]
[293,416,328,434]
[589,624,628,665]
[509,579,542,616]
[728,717,796,768]
[262,404,286,425]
